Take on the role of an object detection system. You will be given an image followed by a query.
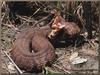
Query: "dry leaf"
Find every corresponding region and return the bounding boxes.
[71,57,87,65]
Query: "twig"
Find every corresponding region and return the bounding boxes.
[31,13,53,28]
[61,65,71,74]
[55,54,65,63]
[3,51,23,74]
[34,2,38,6]
[2,23,20,32]
[37,1,46,8]
[2,23,14,28]
[16,15,35,22]
[53,64,63,71]
[74,3,87,32]
[53,64,68,73]
[33,8,41,16]
[19,8,40,28]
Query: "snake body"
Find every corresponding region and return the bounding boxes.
[10,26,56,72]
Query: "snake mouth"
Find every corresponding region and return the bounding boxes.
[48,11,66,39]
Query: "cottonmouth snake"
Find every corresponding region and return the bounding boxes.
[10,26,56,72]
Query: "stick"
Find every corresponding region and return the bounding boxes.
[3,51,23,74]
[16,15,35,22]
[19,8,40,28]
[31,13,53,28]
[2,23,20,32]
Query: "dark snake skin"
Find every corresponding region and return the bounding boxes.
[10,26,56,72]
